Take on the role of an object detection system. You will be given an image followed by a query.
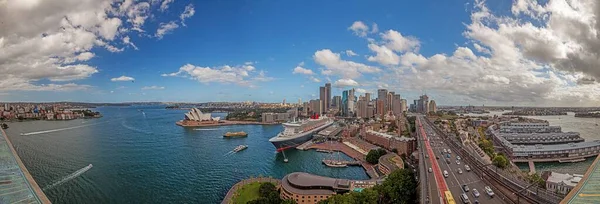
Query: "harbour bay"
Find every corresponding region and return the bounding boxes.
[4,106,368,203]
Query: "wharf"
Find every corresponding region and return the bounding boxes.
[322,159,361,166]
[0,128,51,204]
[307,141,379,178]
[296,140,313,150]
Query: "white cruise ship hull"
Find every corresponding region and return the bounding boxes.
[269,120,333,152]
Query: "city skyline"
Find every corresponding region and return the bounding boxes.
[2,0,600,107]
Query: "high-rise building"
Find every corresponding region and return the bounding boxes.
[309,99,322,115]
[365,93,371,102]
[376,99,385,116]
[342,90,348,116]
[283,98,286,105]
[325,83,331,110]
[400,99,407,113]
[392,94,402,116]
[332,96,342,112]
[429,100,437,113]
[357,97,368,118]
[302,102,309,116]
[367,101,375,118]
[386,92,394,113]
[377,89,388,112]
[347,88,356,116]
[319,86,326,114]
[416,95,430,113]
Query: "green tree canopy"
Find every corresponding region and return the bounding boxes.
[492,154,509,169]
[366,149,387,164]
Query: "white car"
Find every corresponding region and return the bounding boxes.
[485,186,495,197]
[456,160,461,165]
[465,165,471,171]
[457,168,463,174]
[428,168,433,173]
[443,149,447,153]
[472,188,480,198]
[448,149,452,154]
[456,156,461,160]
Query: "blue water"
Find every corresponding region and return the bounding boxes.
[5,106,368,203]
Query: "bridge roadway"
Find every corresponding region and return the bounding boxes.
[417,116,505,204]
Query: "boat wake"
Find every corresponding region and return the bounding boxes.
[43,164,93,191]
[21,121,108,136]
[120,121,153,134]
[194,128,219,131]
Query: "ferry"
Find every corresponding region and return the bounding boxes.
[233,145,248,152]
[268,114,333,152]
[223,131,248,138]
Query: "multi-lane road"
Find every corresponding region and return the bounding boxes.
[418,116,504,204]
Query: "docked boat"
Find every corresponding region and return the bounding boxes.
[233,145,248,152]
[268,114,334,152]
[322,159,347,168]
[223,131,248,138]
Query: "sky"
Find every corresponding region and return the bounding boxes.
[1,0,600,106]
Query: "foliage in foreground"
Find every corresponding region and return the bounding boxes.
[318,169,418,204]
[366,148,387,164]
[246,182,296,204]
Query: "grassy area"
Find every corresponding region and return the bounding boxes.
[440,114,458,120]
[232,182,265,204]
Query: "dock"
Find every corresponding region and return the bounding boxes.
[322,159,361,166]
[306,141,379,178]
[0,128,51,204]
[296,140,313,150]
[528,160,536,174]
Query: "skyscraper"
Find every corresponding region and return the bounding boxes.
[357,97,368,118]
[429,100,437,113]
[365,93,371,102]
[319,86,326,114]
[377,89,388,112]
[309,99,322,115]
[392,94,402,116]
[342,90,348,116]
[386,92,394,113]
[348,88,356,116]
[400,99,407,113]
[325,83,331,110]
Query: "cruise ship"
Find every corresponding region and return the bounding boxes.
[269,114,334,152]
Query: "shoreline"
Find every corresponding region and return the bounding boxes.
[176,120,280,127]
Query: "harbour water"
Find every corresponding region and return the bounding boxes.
[5,106,368,203]
[467,111,600,174]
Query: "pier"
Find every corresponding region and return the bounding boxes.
[307,141,379,178]
[322,159,362,166]
[0,128,51,204]
[528,160,536,174]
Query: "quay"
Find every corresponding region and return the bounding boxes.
[0,128,51,204]
[306,141,379,178]
[321,159,361,166]
[176,120,279,127]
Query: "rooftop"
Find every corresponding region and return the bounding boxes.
[562,154,600,204]
[546,172,582,187]
[366,130,415,142]
[511,140,600,153]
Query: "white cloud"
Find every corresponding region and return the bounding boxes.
[111,76,135,82]
[370,23,379,34]
[162,63,272,87]
[356,88,367,93]
[180,4,195,26]
[367,44,400,66]
[155,21,179,39]
[0,0,182,92]
[293,66,315,75]
[380,30,420,52]
[313,49,380,79]
[309,76,321,83]
[345,50,358,56]
[348,21,369,37]
[160,0,174,12]
[333,78,359,88]
[142,86,165,90]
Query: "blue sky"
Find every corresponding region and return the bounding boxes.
[3,0,600,106]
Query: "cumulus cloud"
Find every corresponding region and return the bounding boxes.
[313,49,380,79]
[142,86,165,90]
[162,63,272,87]
[0,0,186,92]
[348,21,369,37]
[345,50,358,56]
[111,76,135,82]
[180,4,195,26]
[379,0,600,106]
[156,21,179,39]
[309,76,321,83]
[160,0,174,11]
[293,66,315,75]
[333,79,359,88]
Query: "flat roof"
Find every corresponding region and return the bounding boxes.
[512,140,600,152]
[0,129,50,204]
[562,154,600,204]
[366,130,415,141]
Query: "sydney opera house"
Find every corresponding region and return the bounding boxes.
[184,108,220,121]
[176,108,220,126]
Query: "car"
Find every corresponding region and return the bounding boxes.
[460,193,470,204]
[436,156,440,159]
[463,184,470,192]
[465,165,471,171]
[456,160,461,165]
[448,149,452,154]
[443,149,447,153]
[443,170,449,178]
[472,189,480,198]
[428,168,433,173]
[446,158,451,164]
[457,168,463,174]
[446,154,451,158]
[457,156,461,160]
[485,186,495,197]
[425,154,429,158]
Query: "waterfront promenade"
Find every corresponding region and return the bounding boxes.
[221,177,280,204]
[0,128,50,204]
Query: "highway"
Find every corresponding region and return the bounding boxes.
[418,116,505,204]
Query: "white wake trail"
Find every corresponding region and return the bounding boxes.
[21,121,108,136]
[43,164,93,191]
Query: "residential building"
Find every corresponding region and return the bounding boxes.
[362,130,416,156]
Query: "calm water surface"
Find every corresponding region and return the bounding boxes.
[467,111,600,174]
[5,106,368,203]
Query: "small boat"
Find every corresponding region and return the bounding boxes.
[233,145,248,152]
[322,159,347,168]
[223,131,248,138]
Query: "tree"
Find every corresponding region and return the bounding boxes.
[247,197,269,204]
[366,149,387,164]
[492,154,509,169]
[377,169,418,204]
[259,182,276,197]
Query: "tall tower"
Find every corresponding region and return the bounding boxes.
[325,83,331,110]
[319,86,326,114]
